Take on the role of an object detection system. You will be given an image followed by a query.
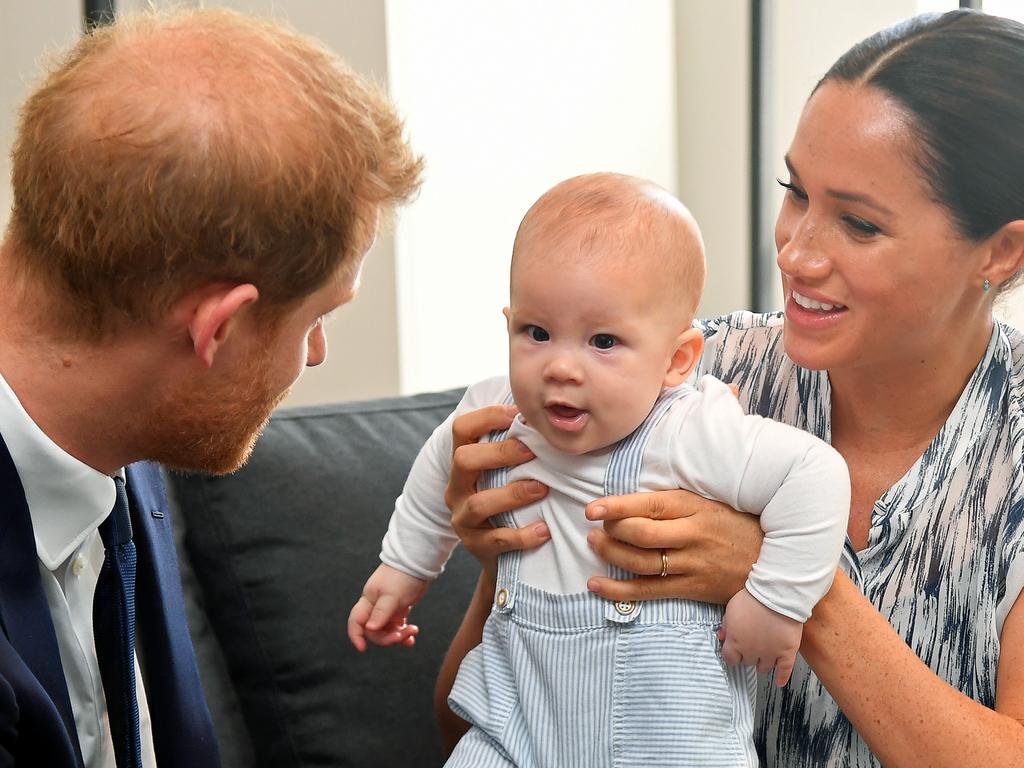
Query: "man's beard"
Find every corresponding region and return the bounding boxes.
[143,346,291,475]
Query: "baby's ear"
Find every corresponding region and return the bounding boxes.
[663,328,704,387]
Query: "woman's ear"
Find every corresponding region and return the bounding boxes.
[982,220,1024,292]
[663,328,704,388]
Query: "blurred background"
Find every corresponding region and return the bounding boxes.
[2,0,1022,406]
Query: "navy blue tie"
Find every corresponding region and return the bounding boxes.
[93,476,143,768]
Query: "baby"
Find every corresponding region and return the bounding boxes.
[349,173,850,766]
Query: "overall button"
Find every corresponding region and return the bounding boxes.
[613,600,636,616]
[496,587,509,608]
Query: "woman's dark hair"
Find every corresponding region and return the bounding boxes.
[820,10,1024,249]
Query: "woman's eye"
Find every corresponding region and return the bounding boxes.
[591,334,617,350]
[843,215,881,237]
[776,177,808,202]
[526,325,550,342]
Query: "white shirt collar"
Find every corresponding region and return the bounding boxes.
[0,370,119,570]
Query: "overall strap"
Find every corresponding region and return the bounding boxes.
[481,390,521,615]
[602,386,690,624]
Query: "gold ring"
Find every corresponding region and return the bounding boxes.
[659,549,669,578]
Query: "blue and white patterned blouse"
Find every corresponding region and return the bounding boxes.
[694,312,1024,768]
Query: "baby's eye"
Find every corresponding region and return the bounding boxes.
[591,334,617,350]
[526,325,550,342]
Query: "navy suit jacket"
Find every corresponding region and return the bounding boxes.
[0,432,220,767]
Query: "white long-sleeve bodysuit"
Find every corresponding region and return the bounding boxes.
[381,374,850,622]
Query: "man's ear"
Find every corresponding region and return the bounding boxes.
[187,284,260,368]
[982,220,1024,292]
[663,328,704,388]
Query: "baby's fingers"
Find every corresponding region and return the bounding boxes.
[720,637,743,668]
[773,653,796,687]
[365,622,420,648]
[347,597,373,652]
[366,594,401,631]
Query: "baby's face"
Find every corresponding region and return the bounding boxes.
[506,242,686,455]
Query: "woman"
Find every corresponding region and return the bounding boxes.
[434,9,1024,767]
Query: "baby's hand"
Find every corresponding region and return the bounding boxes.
[719,588,802,687]
[347,564,428,652]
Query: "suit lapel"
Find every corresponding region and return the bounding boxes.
[0,432,85,767]
[128,462,220,768]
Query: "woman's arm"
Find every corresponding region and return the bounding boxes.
[800,573,1024,767]
[432,405,550,753]
[587,493,1024,767]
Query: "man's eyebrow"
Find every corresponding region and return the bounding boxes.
[784,155,894,217]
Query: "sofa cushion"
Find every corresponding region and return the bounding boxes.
[168,389,476,768]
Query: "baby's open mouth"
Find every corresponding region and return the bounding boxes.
[548,404,584,419]
[544,404,589,432]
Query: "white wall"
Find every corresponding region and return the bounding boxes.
[0,2,81,234]
[385,0,677,394]
[675,2,750,321]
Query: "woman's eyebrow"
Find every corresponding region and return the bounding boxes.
[784,155,894,217]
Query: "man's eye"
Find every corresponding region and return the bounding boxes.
[591,334,617,349]
[526,325,550,342]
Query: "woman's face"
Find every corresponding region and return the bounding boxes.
[775,81,989,375]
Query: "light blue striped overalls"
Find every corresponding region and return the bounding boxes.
[446,387,759,768]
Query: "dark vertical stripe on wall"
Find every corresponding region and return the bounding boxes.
[84,0,115,31]
[749,0,774,311]
[959,0,983,9]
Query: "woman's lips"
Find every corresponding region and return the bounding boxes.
[785,295,848,330]
[544,404,589,432]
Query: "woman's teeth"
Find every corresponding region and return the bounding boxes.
[793,291,846,312]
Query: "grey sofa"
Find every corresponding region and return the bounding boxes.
[166,388,477,768]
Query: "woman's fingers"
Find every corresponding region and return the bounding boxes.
[586,489,712,523]
[445,435,537,513]
[450,404,519,448]
[452,437,534,476]
[460,520,551,560]
[586,573,695,602]
[600,516,695,551]
[445,405,525,506]
[452,479,547,529]
[445,405,553,569]
[586,527,684,574]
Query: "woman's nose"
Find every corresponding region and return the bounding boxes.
[776,215,830,280]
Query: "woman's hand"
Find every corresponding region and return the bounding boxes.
[584,489,762,605]
[444,404,550,575]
